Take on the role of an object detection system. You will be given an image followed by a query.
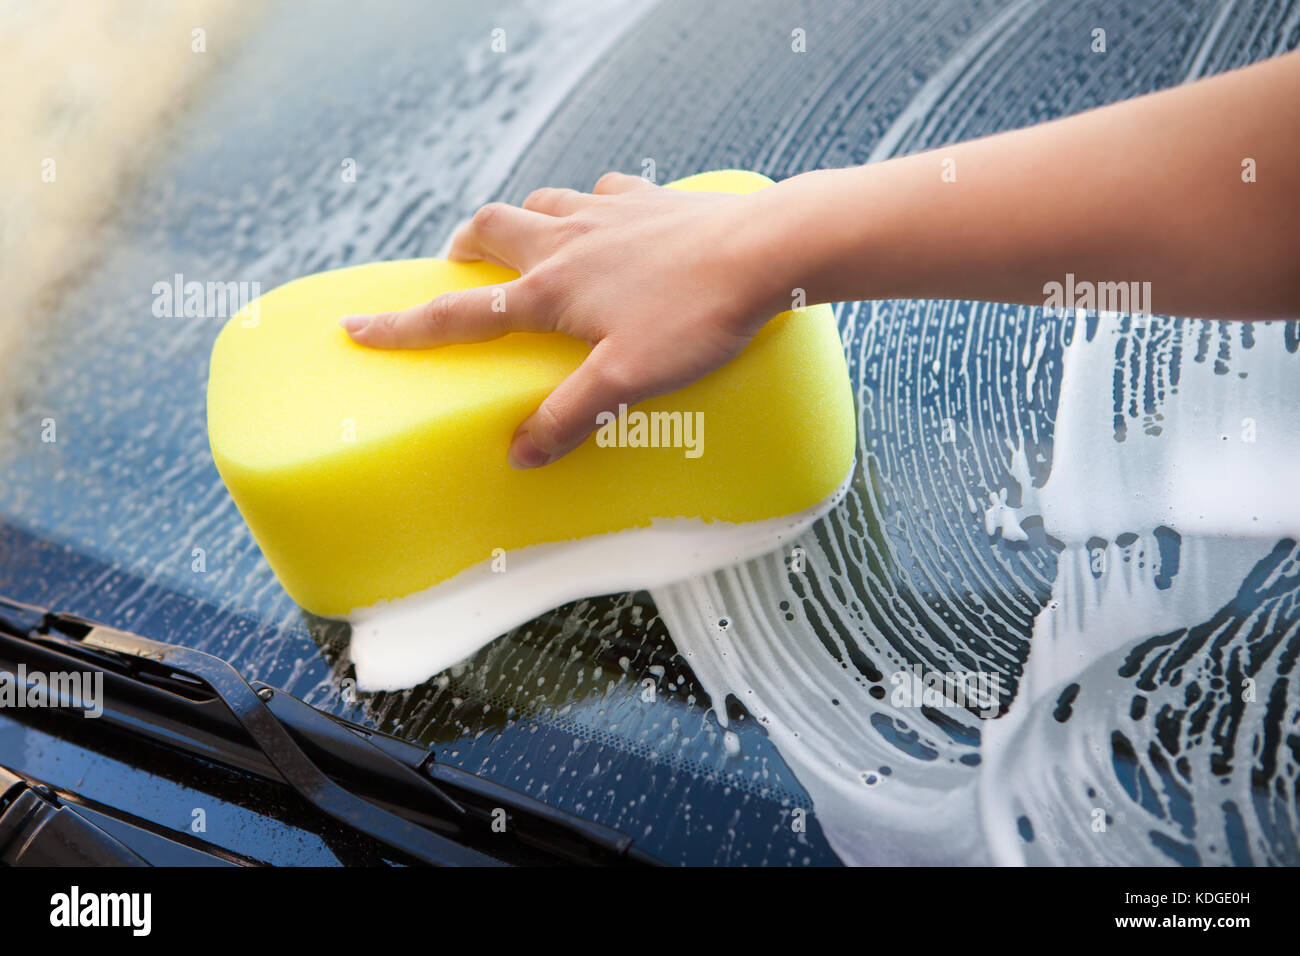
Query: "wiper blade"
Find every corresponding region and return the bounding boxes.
[0,765,149,866]
[0,596,656,866]
[0,763,257,866]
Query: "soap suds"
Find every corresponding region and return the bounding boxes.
[654,313,1300,865]
[347,473,854,691]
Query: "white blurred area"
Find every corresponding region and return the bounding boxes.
[0,0,258,380]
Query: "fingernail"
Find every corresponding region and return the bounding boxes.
[508,431,552,469]
[340,315,369,334]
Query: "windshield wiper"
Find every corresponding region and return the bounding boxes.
[0,762,265,866]
[0,595,657,867]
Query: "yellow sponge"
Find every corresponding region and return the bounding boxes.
[207,170,855,617]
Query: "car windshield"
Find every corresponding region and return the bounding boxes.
[2,0,1297,866]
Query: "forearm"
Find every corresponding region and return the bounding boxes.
[349,51,1299,467]
[750,50,1300,321]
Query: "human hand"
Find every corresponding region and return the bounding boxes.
[341,172,784,468]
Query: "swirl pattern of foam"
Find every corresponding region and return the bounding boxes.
[656,312,1300,865]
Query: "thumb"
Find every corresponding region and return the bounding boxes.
[508,342,640,469]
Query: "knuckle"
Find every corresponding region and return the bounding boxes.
[593,357,638,397]
[421,293,455,331]
[532,401,568,452]
[472,202,505,230]
[523,187,557,210]
[594,171,624,192]
[523,266,563,311]
[556,215,594,241]
[446,232,472,260]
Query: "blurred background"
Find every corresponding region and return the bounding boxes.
[0,0,258,379]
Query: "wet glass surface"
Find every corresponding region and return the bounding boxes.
[2,0,1298,864]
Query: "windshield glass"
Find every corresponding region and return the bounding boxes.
[2,0,1297,866]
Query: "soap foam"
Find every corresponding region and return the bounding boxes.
[655,313,1300,865]
[346,471,854,691]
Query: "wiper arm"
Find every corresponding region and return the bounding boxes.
[0,596,656,866]
[0,765,149,866]
[1,763,258,866]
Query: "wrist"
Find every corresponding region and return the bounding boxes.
[731,167,879,321]
[711,184,805,328]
